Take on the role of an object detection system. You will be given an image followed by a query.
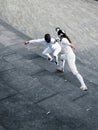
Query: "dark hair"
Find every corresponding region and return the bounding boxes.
[44,34,51,43]
[57,29,64,36]
[57,30,72,43]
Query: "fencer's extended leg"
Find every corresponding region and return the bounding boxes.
[76,73,87,90]
[67,56,88,90]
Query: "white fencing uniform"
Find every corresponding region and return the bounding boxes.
[29,38,61,64]
[58,38,87,90]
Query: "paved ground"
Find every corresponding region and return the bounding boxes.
[0,18,98,130]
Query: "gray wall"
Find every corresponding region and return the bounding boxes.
[0,0,98,50]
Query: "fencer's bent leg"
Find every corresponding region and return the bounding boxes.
[53,47,61,64]
[42,47,52,61]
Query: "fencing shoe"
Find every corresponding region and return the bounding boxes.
[80,85,88,91]
[48,57,53,62]
[56,68,64,73]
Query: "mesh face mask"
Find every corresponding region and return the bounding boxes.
[44,34,51,43]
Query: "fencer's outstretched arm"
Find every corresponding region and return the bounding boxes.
[24,38,45,45]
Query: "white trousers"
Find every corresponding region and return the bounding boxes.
[42,47,61,63]
[59,54,86,86]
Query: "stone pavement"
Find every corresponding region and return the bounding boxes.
[0,19,98,130]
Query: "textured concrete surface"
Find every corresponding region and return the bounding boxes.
[0,0,98,130]
[0,20,98,130]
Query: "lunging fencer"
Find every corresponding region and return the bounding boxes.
[24,33,61,65]
[55,27,88,91]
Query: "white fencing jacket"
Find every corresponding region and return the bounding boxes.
[29,38,61,52]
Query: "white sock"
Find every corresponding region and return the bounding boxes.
[76,73,85,86]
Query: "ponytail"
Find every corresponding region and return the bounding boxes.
[57,29,72,43]
[65,34,72,43]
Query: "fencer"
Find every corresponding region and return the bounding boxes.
[56,28,88,91]
[24,33,61,65]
